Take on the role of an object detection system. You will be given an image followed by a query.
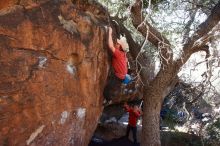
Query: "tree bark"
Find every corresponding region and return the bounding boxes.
[141,87,161,146]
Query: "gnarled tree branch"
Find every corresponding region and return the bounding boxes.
[131,0,173,66]
[131,0,171,47]
[183,0,220,52]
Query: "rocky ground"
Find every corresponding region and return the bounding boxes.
[89,122,202,146]
[89,137,139,146]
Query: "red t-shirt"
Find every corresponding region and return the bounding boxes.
[112,48,127,79]
[125,106,141,127]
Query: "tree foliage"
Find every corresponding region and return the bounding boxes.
[206,118,220,145]
[97,0,220,145]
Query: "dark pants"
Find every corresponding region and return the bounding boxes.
[126,124,137,143]
[103,75,123,101]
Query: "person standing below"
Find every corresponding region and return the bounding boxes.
[124,102,142,144]
[103,27,131,105]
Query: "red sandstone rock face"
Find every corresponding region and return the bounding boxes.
[0,0,40,10]
[0,0,17,10]
[0,0,109,146]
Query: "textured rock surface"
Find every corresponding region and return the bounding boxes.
[0,0,42,10]
[0,0,109,146]
[0,0,17,10]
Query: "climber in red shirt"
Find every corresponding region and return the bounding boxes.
[108,27,128,80]
[124,102,142,144]
[103,27,132,105]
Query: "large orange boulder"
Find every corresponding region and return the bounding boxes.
[0,0,109,145]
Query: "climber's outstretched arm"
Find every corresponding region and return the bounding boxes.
[108,27,115,53]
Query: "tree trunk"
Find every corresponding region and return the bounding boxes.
[140,67,179,146]
[141,88,161,146]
